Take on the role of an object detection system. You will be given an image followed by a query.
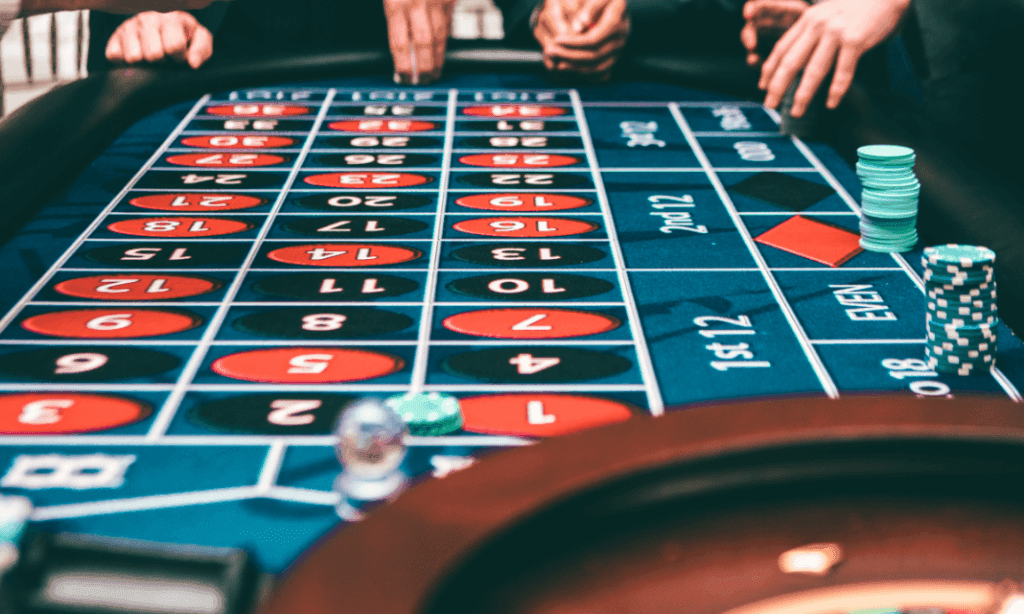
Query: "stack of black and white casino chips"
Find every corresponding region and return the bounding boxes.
[924,245,999,375]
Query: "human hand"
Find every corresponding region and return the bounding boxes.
[384,0,456,85]
[533,0,574,69]
[533,0,629,81]
[740,0,808,66]
[759,0,911,117]
[106,11,213,69]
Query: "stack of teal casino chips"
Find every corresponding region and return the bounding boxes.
[923,244,999,375]
[856,145,919,253]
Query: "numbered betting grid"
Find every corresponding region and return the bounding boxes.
[0,86,1021,547]
[582,95,1023,405]
[0,89,671,443]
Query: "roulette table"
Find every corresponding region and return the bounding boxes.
[3,48,1024,614]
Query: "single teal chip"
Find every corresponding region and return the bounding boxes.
[861,195,918,206]
[860,217,917,233]
[857,144,916,162]
[861,187,921,200]
[927,283,995,298]
[856,161,916,176]
[385,392,463,436]
[858,178,916,188]
[859,237,916,253]
[924,244,996,268]
[0,495,32,544]
[926,310,999,326]
[860,204,919,219]
[922,271,994,287]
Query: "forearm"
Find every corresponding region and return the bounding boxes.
[19,0,88,16]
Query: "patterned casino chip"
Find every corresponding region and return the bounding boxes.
[926,318,998,340]
[927,283,995,299]
[923,244,996,270]
[384,392,463,436]
[922,267,994,286]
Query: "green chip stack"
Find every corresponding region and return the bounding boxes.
[856,145,919,253]
[384,391,463,436]
[923,244,998,375]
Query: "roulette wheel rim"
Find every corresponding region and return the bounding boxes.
[263,394,1024,614]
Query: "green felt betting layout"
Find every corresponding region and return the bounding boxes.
[0,76,1020,571]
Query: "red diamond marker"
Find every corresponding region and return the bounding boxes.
[754,215,863,267]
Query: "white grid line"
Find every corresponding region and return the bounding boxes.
[811,339,926,345]
[57,267,840,272]
[121,188,444,193]
[447,189,597,193]
[692,132,782,137]
[789,133,1023,403]
[112,188,600,194]
[572,90,664,416]
[25,302,627,308]
[265,486,337,506]
[597,167,815,173]
[410,89,457,393]
[0,434,531,446]
[0,384,178,390]
[750,267,905,271]
[1,91,1022,454]
[669,102,839,399]
[148,167,449,174]
[4,92,1024,529]
[787,136,928,294]
[0,96,213,337]
[31,487,262,521]
[83,238,610,243]
[581,101,766,108]
[105,212,456,217]
[181,132,312,136]
[0,339,636,347]
[449,131,582,136]
[991,368,1022,401]
[145,90,339,441]
[739,211,858,216]
[0,383,646,394]
[256,440,287,494]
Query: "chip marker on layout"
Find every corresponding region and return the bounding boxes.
[384,392,463,436]
[0,494,32,543]
[0,494,32,575]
